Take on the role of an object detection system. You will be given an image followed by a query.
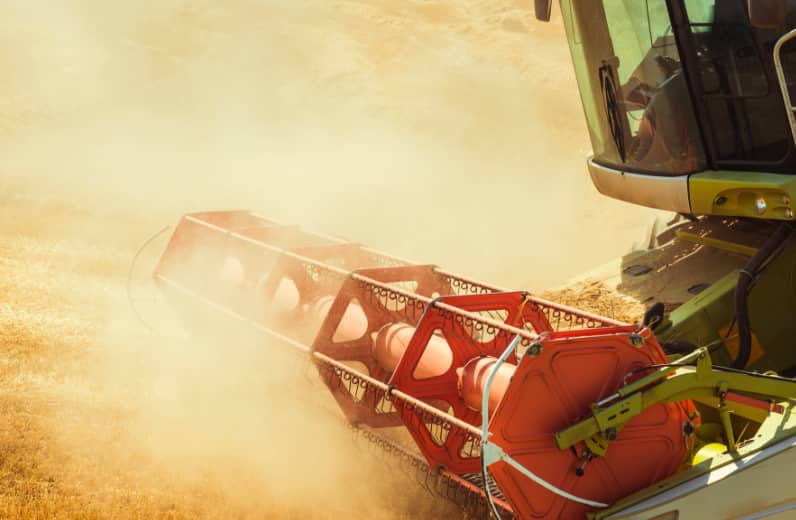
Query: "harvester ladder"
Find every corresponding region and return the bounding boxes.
[774,28,796,146]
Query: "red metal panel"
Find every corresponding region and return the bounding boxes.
[488,329,694,519]
[310,265,450,427]
[388,291,553,473]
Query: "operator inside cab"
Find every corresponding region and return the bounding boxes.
[563,0,796,177]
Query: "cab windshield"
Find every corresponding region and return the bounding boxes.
[563,0,707,175]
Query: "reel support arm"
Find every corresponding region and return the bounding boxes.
[555,348,796,454]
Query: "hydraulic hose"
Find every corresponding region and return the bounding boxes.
[732,222,793,369]
[127,225,171,332]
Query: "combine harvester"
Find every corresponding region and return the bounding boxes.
[151,1,796,518]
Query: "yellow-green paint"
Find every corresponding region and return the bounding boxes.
[654,236,796,373]
[688,170,796,220]
[581,349,796,519]
[556,349,796,454]
[655,270,738,367]
[591,405,796,519]
[674,229,758,257]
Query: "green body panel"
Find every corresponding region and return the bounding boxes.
[558,348,796,457]
[655,271,736,367]
[591,401,796,519]
[689,170,796,221]
[568,220,796,517]
[587,235,796,515]
[654,238,796,374]
[580,348,796,519]
[743,239,796,372]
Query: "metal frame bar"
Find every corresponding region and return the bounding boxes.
[154,271,515,517]
[173,212,625,330]
[774,29,796,147]
[554,348,796,454]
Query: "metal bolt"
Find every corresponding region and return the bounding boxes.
[575,451,593,477]
[605,428,618,442]
[526,342,543,358]
[629,333,644,348]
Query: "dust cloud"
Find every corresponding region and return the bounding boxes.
[0,0,662,517]
[1,0,661,289]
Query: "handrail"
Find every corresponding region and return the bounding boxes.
[774,29,796,147]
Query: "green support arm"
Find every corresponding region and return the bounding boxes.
[555,348,796,455]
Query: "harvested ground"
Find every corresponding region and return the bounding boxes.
[542,280,646,325]
[0,189,456,518]
[0,1,659,518]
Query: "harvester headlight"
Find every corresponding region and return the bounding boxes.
[756,196,767,215]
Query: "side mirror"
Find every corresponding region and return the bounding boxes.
[535,0,553,22]
[748,0,786,29]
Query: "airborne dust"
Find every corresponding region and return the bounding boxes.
[0,1,660,518]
